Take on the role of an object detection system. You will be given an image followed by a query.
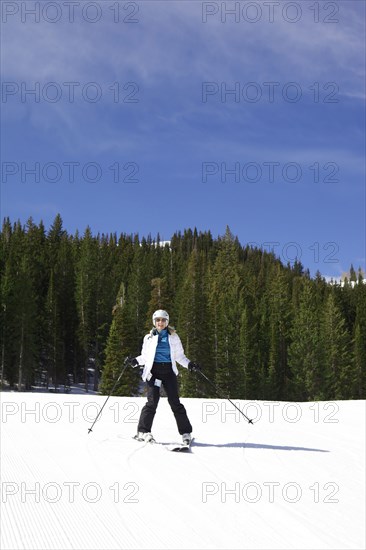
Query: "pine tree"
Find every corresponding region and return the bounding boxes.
[24,218,48,382]
[321,292,352,398]
[352,279,366,398]
[246,250,273,399]
[45,270,62,389]
[58,233,79,388]
[209,227,243,398]
[93,233,121,391]
[145,277,170,333]
[288,279,322,400]
[74,226,98,391]
[4,222,38,389]
[239,264,261,399]
[353,323,366,398]
[266,265,291,399]
[349,264,357,282]
[45,215,67,389]
[126,236,151,338]
[238,303,261,399]
[176,248,210,397]
[1,254,17,387]
[0,219,12,388]
[159,244,175,313]
[99,283,140,396]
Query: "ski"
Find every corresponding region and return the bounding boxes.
[132,435,194,452]
[167,437,194,452]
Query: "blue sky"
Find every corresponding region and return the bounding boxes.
[1,0,365,279]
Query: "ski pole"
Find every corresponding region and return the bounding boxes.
[197,369,253,424]
[87,358,131,434]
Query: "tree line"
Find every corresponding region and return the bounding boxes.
[1,215,365,401]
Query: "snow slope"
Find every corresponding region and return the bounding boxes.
[1,393,365,550]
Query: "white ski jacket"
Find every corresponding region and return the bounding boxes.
[135,328,190,382]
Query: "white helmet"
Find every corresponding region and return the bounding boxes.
[152,309,169,326]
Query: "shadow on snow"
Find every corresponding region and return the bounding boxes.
[191,441,329,453]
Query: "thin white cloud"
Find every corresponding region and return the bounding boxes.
[3,2,364,84]
[2,1,364,155]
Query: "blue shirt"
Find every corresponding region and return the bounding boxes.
[154,329,172,363]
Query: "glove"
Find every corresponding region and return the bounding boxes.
[124,356,139,368]
[188,361,201,373]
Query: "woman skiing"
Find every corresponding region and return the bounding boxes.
[129,309,200,444]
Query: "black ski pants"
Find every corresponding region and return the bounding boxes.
[138,362,192,435]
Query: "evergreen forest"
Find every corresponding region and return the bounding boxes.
[1,215,365,402]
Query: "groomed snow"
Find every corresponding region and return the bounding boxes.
[1,393,365,550]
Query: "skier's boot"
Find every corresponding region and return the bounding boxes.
[182,433,192,445]
[136,432,155,443]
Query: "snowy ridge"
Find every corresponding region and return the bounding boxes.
[0,394,365,550]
